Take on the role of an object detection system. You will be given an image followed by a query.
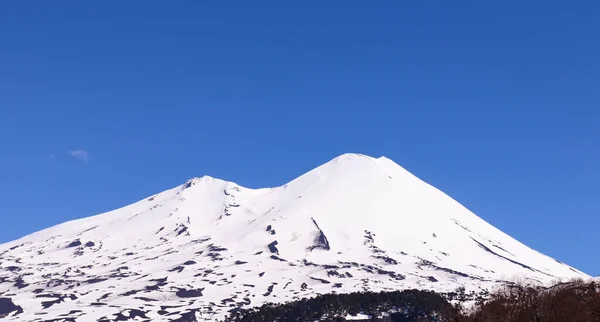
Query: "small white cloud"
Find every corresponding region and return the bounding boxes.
[69,150,89,162]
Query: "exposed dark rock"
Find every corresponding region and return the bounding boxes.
[182,179,195,190]
[221,297,235,304]
[471,237,551,276]
[321,264,339,269]
[270,255,286,262]
[375,268,405,281]
[41,299,62,309]
[263,284,275,296]
[264,225,276,235]
[113,309,148,321]
[451,219,471,232]
[206,252,224,261]
[419,260,474,280]
[135,296,157,302]
[208,244,228,252]
[144,277,168,291]
[373,255,398,265]
[14,277,28,289]
[176,288,204,298]
[267,241,279,254]
[177,225,189,236]
[171,310,199,322]
[0,298,23,317]
[86,277,108,284]
[307,218,331,251]
[38,293,78,309]
[491,243,515,256]
[310,277,331,284]
[67,240,82,248]
[327,270,342,278]
[302,259,319,267]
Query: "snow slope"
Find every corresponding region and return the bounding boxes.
[0,153,589,321]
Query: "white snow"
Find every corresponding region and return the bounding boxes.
[344,313,371,320]
[0,153,589,321]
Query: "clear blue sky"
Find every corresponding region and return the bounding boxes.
[1,2,598,274]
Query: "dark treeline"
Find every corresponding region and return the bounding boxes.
[465,279,600,322]
[226,279,600,322]
[226,289,461,322]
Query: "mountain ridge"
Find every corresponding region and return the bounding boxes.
[0,153,589,321]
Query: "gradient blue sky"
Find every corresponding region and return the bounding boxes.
[1,2,598,274]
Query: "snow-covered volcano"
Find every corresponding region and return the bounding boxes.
[0,153,588,321]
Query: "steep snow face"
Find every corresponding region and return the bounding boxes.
[0,153,589,321]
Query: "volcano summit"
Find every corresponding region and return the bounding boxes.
[0,153,588,321]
